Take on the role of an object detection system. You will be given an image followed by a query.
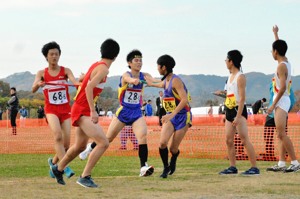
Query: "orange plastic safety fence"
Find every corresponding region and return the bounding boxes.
[0,114,299,161]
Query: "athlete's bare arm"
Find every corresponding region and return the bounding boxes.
[213,90,227,96]
[122,72,140,86]
[86,64,109,123]
[232,74,246,127]
[78,73,85,83]
[65,67,80,85]
[170,78,188,116]
[273,25,279,41]
[144,76,164,88]
[32,70,45,93]
[237,75,246,116]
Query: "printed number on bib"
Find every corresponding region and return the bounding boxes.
[187,92,192,102]
[48,89,68,105]
[163,97,176,112]
[124,89,141,104]
[225,94,236,109]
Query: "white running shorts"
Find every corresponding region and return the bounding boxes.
[273,95,290,113]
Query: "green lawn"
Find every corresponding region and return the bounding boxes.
[1,154,300,199]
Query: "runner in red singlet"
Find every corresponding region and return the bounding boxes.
[50,39,120,188]
[32,41,79,179]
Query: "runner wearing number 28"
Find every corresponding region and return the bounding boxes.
[32,41,79,178]
[79,50,154,177]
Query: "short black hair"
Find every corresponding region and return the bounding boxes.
[127,50,142,62]
[227,50,243,68]
[272,39,288,56]
[157,54,176,73]
[126,50,142,69]
[147,99,151,103]
[262,98,266,102]
[100,38,120,59]
[10,87,16,92]
[41,41,61,58]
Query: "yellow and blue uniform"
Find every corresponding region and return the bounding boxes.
[224,71,247,122]
[116,71,145,125]
[163,74,192,130]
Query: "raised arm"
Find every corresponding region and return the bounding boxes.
[273,25,279,41]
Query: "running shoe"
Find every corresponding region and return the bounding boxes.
[160,166,170,178]
[49,170,55,178]
[48,158,54,167]
[77,176,98,188]
[51,165,65,185]
[219,166,238,175]
[64,166,75,178]
[241,167,260,176]
[139,163,154,177]
[266,165,286,172]
[284,164,300,173]
[169,150,180,175]
[79,143,93,160]
[48,158,55,178]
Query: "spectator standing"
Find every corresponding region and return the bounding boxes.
[145,100,153,116]
[7,87,19,135]
[37,105,45,118]
[19,106,28,127]
[156,91,166,126]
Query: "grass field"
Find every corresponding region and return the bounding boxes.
[1,154,300,199]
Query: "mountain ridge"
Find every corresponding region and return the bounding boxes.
[1,71,299,106]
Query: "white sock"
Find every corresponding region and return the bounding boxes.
[291,160,299,166]
[278,161,286,167]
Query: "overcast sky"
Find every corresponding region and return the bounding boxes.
[1,0,300,79]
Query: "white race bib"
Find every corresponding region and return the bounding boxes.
[124,89,141,104]
[48,88,68,105]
